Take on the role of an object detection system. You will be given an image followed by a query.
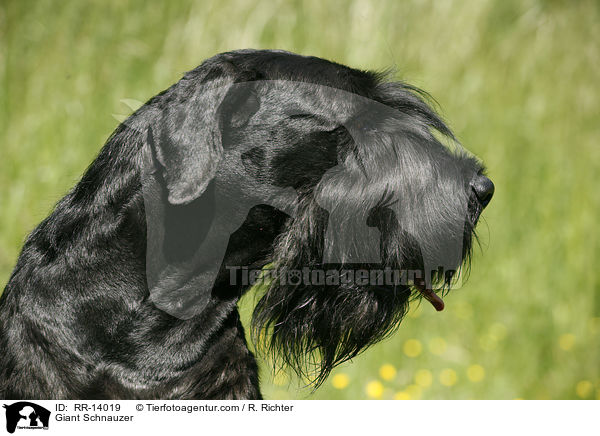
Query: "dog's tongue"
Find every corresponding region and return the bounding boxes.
[415,283,445,312]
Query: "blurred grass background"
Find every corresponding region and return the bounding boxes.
[1,0,599,399]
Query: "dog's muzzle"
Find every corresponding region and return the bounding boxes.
[413,174,494,312]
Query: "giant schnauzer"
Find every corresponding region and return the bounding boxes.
[0,49,493,399]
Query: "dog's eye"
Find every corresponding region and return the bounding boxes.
[287,113,316,120]
[283,106,323,122]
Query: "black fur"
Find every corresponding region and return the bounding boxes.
[0,49,493,399]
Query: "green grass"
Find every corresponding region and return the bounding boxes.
[1,0,599,400]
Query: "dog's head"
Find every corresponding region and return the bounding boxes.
[142,49,494,384]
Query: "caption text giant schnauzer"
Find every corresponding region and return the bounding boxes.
[0,49,494,399]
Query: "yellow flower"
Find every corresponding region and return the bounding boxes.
[366,380,384,399]
[405,384,423,399]
[394,391,411,400]
[331,373,350,390]
[428,337,447,355]
[467,364,485,383]
[379,364,397,381]
[403,339,423,357]
[558,333,575,351]
[415,369,433,388]
[439,369,458,387]
[575,380,593,399]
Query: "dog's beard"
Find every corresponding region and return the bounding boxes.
[252,276,411,387]
[251,200,412,386]
[251,183,477,386]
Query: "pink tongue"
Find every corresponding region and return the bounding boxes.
[415,284,445,311]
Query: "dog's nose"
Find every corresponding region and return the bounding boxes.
[471,174,494,208]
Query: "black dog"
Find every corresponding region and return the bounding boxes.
[0,49,493,399]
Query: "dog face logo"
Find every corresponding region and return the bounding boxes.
[3,402,50,434]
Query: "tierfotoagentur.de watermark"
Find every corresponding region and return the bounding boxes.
[227,266,462,288]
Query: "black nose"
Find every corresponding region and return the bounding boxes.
[471,174,494,208]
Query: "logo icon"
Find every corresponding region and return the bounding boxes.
[3,402,50,433]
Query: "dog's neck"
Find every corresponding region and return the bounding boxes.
[0,122,264,399]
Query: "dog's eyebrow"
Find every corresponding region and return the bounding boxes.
[280,104,327,120]
[287,112,322,120]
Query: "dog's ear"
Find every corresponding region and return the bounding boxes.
[141,64,270,319]
[147,73,236,205]
[147,67,264,205]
